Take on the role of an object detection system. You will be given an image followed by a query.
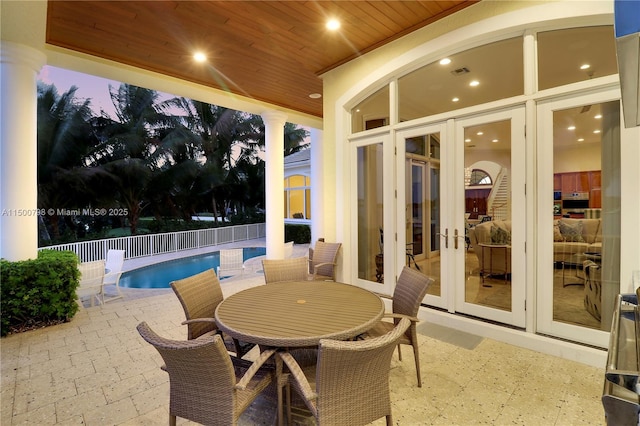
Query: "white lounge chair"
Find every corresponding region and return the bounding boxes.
[217,248,245,277]
[103,249,125,302]
[77,260,106,307]
[283,241,294,258]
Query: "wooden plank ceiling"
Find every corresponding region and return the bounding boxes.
[46,1,477,118]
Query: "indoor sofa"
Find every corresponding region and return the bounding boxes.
[468,217,603,270]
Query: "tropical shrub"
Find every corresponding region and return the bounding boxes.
[1,250,80,336]
[285,224,311,244]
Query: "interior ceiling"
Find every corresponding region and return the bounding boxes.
[45,0,477,118]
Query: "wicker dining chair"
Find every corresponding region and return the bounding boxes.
[262,257,309,284]
[280,317,411,426]
[136,322,276,426]
[365,266,433,387]
[170,268,255,357]
[308,240,342,281]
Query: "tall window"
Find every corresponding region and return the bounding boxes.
[284,175,311,220]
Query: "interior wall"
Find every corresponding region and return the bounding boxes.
[553,143,602,173]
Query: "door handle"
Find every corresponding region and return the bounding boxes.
[436,228,449,249]
[454,228,459,250]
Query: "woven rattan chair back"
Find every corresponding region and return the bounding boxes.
[170,269,223,340]
[296,317,409,425]
[391,266,433,387]
[262,257,309,284]
[309,240,342,281]
[137,322,272,426]
[392,266,432,320]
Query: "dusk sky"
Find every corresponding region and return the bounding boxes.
[38,65,174,118]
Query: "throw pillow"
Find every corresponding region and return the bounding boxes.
[490,225,511,244]
[553,224,564,242]
[559,220,585,242]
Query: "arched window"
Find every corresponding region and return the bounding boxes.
[284,175,311,220]
[470,169,492,186]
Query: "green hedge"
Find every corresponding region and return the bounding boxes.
[1,250,80,336]
[285,224,311,244]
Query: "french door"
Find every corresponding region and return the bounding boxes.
[453,108,526,327]
[396,108,526,326]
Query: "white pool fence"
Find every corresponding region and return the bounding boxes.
[39,223,266,262]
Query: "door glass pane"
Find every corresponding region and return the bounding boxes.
[357,144,384,283]
[405,133,440,297]
[551,101,620,330]
[465,120,512,311]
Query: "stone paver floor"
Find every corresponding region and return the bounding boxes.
[1,241,606,425]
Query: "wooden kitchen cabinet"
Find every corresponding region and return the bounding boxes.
[559,171,592,193]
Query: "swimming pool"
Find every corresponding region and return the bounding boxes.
[119,247,266,289]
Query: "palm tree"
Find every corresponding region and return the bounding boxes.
[171,99,263,222]
[37,83,98,241]
[91,84,179,234]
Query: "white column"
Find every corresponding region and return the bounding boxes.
[310,128,324,242]
[0,42,46,261]
[261,110,287,259]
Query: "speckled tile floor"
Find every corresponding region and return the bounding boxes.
[1,242,606,425]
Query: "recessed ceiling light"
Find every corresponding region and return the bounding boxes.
[193,52,207,63]
[309,93,322,99]
[568,126,576,130]
[580,64,590,70]
[595,114,602,119]
[326,19,340,30]
[492,139,499,143]
[577,138,585,142]
[476,131,483,136]
[465,138,471,143]
[452,97,459,102]
[439,58,451,65]
[593,129,601,134]
[469,80,480,87]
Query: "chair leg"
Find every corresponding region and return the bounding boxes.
[169,414,176,426]
[386,414,393,426]
[412,342,422,388]
[397,344,402,361]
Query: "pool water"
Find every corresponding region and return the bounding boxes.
[120,247,266,289]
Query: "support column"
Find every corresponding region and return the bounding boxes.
[310,128,324,243]
[1,42,46,261]
[261,110,287,259]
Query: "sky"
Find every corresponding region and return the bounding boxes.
[38,65,175,119]
[37,65,309,157]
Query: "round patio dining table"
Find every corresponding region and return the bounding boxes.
[215,281,385,426]
[214,281,385,348]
